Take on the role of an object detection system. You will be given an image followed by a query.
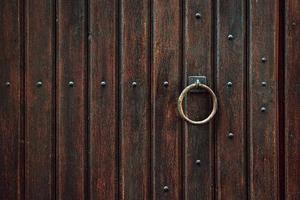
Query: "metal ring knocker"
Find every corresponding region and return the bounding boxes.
[177,81,218,125]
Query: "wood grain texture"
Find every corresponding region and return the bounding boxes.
[285,0,300,199]
[248,0,279,199]
[89,0,118,199]
[56,0,87,199]
[215,0,247,199]
[152,0,182,199]
[25,0,54,199]
[183,0,214,199]
[2,1,300,199]
[0,0,23,199]
[119,0,150,199]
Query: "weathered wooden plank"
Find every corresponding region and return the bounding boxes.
[248,0,279,199]
[0,0,23,199]
[25,0,54,199]
[183,0,214,199]
[119,0,150,199]
[89,0,118,199]
[152,0,182,199]
[285,0,300,199]
[57,0,87,199]
[215,0,247,199]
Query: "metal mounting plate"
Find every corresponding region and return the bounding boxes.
[188,76,207,93]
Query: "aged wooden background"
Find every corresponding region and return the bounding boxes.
[0,0,299,199]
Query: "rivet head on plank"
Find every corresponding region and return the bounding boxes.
[261,107,267,112]
[292,22,296,26]
[100,81,106,86]
[195,160,201,166]
[5,81,10,87]
[68,81,75,87]
[132,81,137,87]
[227,81,233,87]
[195,12,202,19]
[261,57,267,63]
[228,132,234,139]
[261,81,267,87]
[163,81,169,87]
[36,81,43,87]
[163,186,169,192]
[227,34,234,40]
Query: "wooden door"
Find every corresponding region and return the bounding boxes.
[0,0,299,199]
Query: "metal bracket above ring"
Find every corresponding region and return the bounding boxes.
[188,76,207,93]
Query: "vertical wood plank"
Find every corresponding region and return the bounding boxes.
[119,0,150,199]
[57,0,87,199]
[215,0,247,199]
[89,0,118,199]
[248,0,279,199]
[152,0,182,199]
[183,0,214,199]
[25,0,54,199]
[285,0,300,199]
[0,0,23,199]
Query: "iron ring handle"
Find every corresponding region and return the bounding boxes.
[177,83,218,125]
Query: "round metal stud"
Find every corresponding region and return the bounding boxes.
[132,81,137,87]
[228,132,234,139]
[261,81,267,87]
[195,160,201,166]
[261,107,267,112]
[68,81,75,87]
[5,81,10,87]
[228,34,234,40]
[292,22,296,26]
[100,81,106,87]
[227,81,233,87]
[261,57,267,63]
[163,81,169,87]
[195,12,202,19]
[163,186,169,192]
[36,81,43,87]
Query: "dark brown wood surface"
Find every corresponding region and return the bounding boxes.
[152,0,182,199]
[248,0,279,199]
[1,0,300,199]
[285,0,300,199]
[89,0,118,200]
[57,0,87,199]
[25,0,55,199]
[215,0,247,199]
[0,0,23,199]
[183,0,214,199]
[119,0,150,199]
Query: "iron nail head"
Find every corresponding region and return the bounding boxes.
[68,81,75,87]
[195,12,202,19]
[36,81,43,87]
[228,34,234,40]
[100,81,106,86]
[163,186,169,192]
